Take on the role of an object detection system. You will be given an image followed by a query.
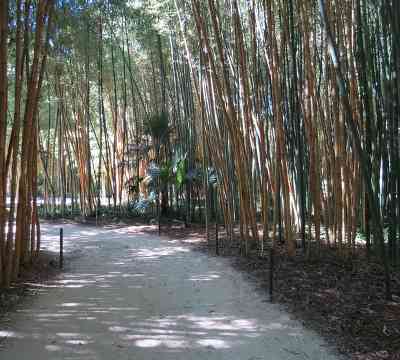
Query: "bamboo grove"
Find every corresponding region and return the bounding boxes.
[0,0,398,296]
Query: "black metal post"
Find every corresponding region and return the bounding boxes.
[158,202,161,236]
[215,187,219,256]
[59,228,64,269]
[158,184,161,236]
[215,220,219,256]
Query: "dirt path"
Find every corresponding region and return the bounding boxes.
[0,223,343,359]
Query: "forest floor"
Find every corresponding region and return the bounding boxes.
[0,252,61,320]
[148,221,400,360]
[0,221,341,360]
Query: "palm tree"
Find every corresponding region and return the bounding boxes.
[144,111,171,215]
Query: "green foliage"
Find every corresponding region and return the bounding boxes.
[160,161,173,184]
[175,158,187,187]
[144,112,169,142]
[208,168,218,186]
[125,176,144,194]
[132,196,153,214]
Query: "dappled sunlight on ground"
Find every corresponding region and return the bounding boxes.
[2,306,286,355]
[188,272,221,281]
[127,246,190,260]
[0,223,340,360]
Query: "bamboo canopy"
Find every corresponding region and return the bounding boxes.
[0,0,398,301]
